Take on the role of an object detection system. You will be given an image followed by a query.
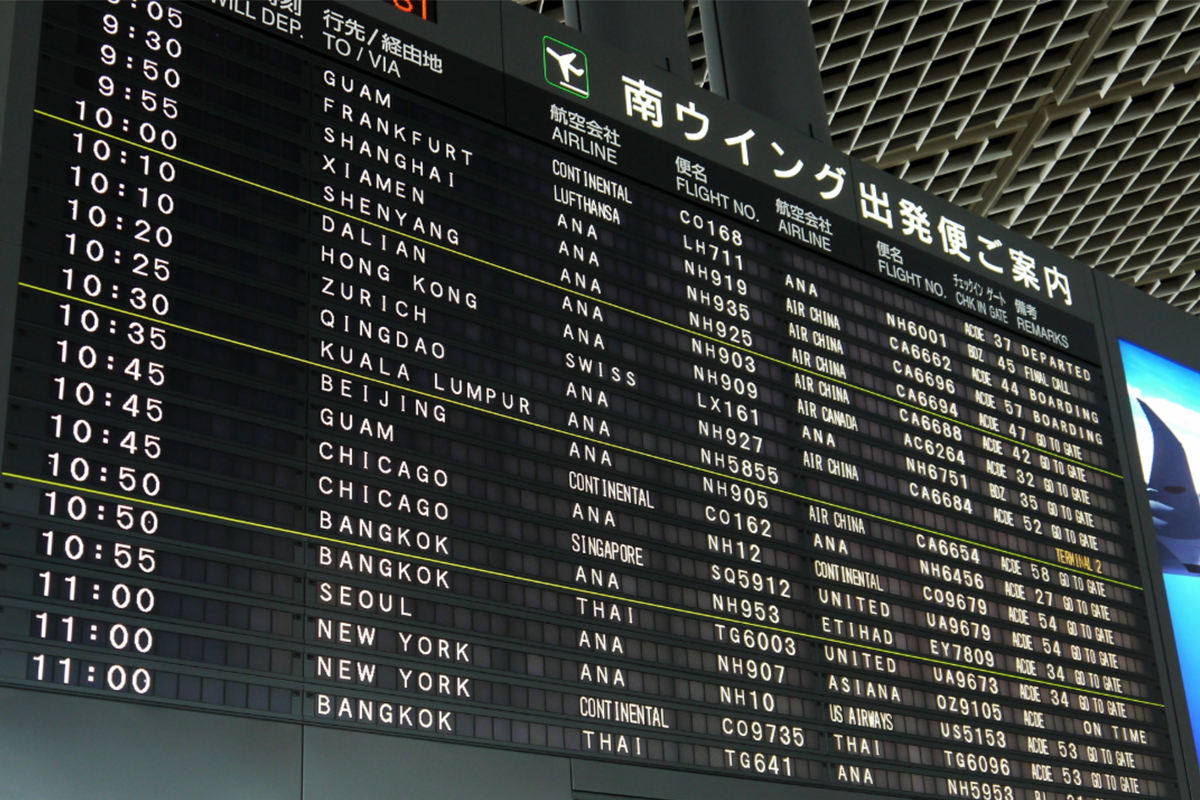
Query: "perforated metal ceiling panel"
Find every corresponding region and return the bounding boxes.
[513,0,1200,314]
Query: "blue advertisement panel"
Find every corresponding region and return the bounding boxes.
[1121,339,1200,764]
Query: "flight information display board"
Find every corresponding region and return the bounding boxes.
[0,2,1181,798]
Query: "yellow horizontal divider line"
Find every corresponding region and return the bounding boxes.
[32,108,1122,481]
[3,472,1161,708]
[18,280,1142,593]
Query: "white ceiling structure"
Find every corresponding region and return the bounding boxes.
[515,0,1200,313]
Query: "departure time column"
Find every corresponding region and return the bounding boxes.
[2,0,306,716]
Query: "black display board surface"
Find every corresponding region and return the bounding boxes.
[0,2,1184,799]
